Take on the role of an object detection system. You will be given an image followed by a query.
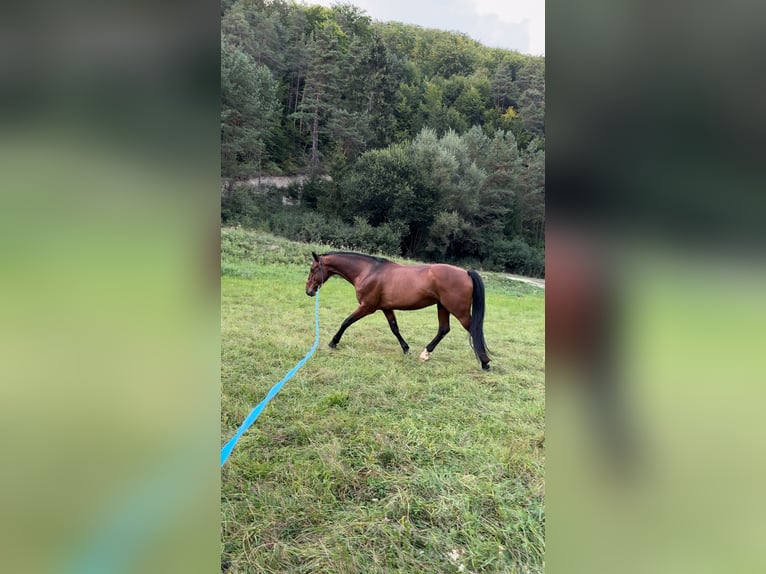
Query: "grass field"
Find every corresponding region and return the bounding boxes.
[221,227,545,573]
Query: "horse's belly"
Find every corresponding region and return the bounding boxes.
[381,287,437,311]
[391,298,438,311]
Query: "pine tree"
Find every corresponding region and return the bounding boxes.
[221,40,279,178]
[293,22,343,173]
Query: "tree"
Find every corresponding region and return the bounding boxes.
[429,32,478,77]
[425,210,471,260]
[338,143,438,256]
[411,128,484,219]
[492,59,516,109]
[515,58,545,138]
[515,58,545,95]
[293,21,343,173]
[395,81,424,140]
[516,148,545,246]
[420,81,449,134]
[409,128,487,259]
[221,2,255,57]
[518,88,545,137]
[462,124,490,164]
[330,2,372,40]
[360,33,400,148]
[472,130,521,257]
[454,86,486,126]
[221,40,279,178]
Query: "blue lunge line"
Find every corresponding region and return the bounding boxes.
[221,290,320,466]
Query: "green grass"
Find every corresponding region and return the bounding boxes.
[221,227,545,573]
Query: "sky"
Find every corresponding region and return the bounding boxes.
[306,0,545,56]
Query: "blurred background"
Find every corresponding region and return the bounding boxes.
[547,0,766,572]
[0,2,220,573]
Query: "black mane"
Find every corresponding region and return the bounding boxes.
[321,251,391,264]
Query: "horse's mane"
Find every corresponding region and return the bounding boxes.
[322,251,391,264]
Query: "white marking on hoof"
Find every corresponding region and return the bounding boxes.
[419,349,430,362]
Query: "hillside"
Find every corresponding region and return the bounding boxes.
[221,1,545,276]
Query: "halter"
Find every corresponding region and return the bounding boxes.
[316,254,327,290]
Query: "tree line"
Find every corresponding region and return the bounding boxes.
[221,0,545,277]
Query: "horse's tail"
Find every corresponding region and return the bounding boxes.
[467,270,491,369]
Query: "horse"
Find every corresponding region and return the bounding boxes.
[305,251,491,370]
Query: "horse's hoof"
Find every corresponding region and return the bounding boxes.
[481,362,490,371]
[419,349,430,362]
[402,346,410,354]
[328,341,337,349]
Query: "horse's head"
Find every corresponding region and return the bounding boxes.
[305,251,328,296]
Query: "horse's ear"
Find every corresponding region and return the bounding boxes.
[312,251,319,262]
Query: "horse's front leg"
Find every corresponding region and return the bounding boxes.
[329,304,375,349]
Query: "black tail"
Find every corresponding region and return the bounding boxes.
[467,270,491,369]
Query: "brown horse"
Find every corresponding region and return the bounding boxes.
[305,251,490,370]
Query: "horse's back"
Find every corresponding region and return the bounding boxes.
[372,262,471,311]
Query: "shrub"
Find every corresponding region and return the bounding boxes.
[221,185,281,227]
[487,237,545,277]
[301,177,337,211]
[348,217,406,255]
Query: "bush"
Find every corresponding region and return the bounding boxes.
[221,186,258,227]
[486,236,545,277]
[221,185,281,227]
[220,181,544,276]
[348,217,406,255]
[301,177,337,211]
[267,210,404,256]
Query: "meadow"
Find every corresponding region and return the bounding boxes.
[221,227,545,573]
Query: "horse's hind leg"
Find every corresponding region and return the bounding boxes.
[382,309,409,354]
[419,304,450,362]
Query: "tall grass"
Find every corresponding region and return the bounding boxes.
[221,227,544,573]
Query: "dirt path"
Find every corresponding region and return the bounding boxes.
[505,274,545,289]
[243,175,332,188]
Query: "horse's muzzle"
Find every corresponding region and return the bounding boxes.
[306,287,316,297]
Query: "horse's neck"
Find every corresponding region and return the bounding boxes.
[327,256,368,285]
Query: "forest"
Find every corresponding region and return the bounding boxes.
[221,0,545,276]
